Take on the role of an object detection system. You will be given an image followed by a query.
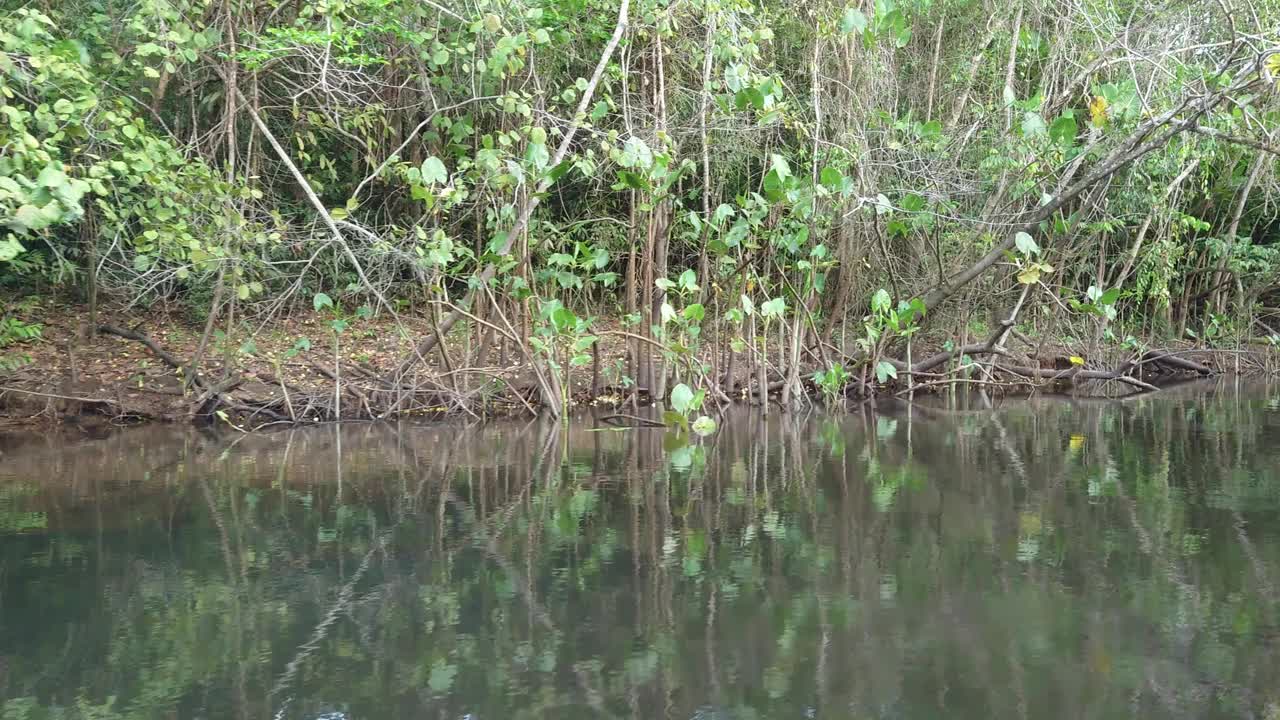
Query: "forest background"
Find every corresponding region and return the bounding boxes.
[1,0,1278,422]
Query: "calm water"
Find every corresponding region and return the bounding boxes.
[3,381,1280,719]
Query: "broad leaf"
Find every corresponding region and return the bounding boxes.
[760,297,786,318]
[421,157,448,185]
[670,383,695,415]
[875,361,898,384]
[871,288,892,314]
[840,8,868,33]
[1014,231,1040,256]
[691,415,717,437]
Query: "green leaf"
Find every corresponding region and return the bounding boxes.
[313,292,334,312]
[36,164,67,188]
[1021,111,1046,136]
[617,170,649,190]
[546,160,573,184]
[840,8,868,33]
[551,305,577,332]
[875,361,898,384]
[683,303,705,322]
[871,288,892,314]
[670,383,695,415]
[901,193,926,212]
[0,236,25,262]
[678,268,698,292]
[769,154,791,179]
[421,157,448,185]
[1099,288,1120,305]
[660,302,677,324]
[10,205,51,233]
[691,415,717,437]
[618,136,653,169]
[1049,115,1078,146]
[761,297,786,318]
[819,166,844,190]
[1014,231,1040,256]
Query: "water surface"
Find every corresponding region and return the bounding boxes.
[3,382,1280,719]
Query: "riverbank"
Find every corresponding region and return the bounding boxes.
[0,297,1272,431]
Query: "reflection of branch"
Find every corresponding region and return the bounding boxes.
[446,473,619,719]
[1232,510,1276,602]
[269,533,388,702]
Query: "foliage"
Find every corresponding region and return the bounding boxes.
[0,315,41,371]
[1,0,1278,405]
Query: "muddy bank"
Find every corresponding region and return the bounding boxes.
[0,300,1271,431]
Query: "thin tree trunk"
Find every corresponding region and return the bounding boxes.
[81,206,97,339]
[926,11,946,121]
[1002,5,1023,134]
[1211,154,1264,313]
[696,10,716,298]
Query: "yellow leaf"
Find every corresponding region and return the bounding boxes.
[1089,96,1109,127]
[1018,266,1041,285]
[1069,355,1085,366]
[1069,434,1085,452]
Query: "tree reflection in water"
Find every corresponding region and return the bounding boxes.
[2,380,1280,719]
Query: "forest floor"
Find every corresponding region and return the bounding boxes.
[0,294,1270,431]
[0,294,634,429]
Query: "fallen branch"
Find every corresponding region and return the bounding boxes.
[600,413,666,428]
[97,324,187,374]
[995,363,1159,392]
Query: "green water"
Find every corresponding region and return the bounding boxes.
[3,382,1280,719]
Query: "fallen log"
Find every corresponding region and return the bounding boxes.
[1139,350,1214,375]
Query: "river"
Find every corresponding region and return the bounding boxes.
[2,380,1279,719]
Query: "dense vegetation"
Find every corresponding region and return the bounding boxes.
[1,0,1278,416]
